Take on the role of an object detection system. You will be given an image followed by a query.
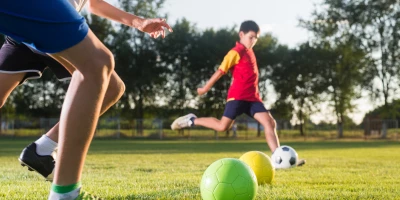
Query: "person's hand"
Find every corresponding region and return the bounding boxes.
[197,87,208,96]
[138,18,173,39]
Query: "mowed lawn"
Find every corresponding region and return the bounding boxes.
[0,139,399,200]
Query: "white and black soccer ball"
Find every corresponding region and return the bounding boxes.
[271,145,298,169]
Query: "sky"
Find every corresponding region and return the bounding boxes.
[161,0,321,48]
[160,0,375,124]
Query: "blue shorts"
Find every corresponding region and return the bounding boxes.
[0,0,89,53]
[223,100,269,120]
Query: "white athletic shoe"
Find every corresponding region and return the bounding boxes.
[171,113,197,130]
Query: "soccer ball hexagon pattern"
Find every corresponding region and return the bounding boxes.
[200,158,258,200]
[271,145,298,169]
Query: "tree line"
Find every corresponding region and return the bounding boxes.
[0,0,398,137]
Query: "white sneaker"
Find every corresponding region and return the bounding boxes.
[171,113,197,130]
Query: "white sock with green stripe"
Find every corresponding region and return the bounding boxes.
[48,182,81,200]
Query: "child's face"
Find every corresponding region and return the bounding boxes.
[239,30,259,49]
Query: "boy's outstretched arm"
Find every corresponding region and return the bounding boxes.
[197,70,224,95]
[198,49,239,95]
[88,0,172,38]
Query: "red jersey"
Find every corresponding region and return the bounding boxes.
[218,42,261,102]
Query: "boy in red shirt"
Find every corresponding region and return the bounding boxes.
[171,20,305,167]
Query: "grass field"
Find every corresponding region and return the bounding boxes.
[2,128,400,141]
[0,139,399,199]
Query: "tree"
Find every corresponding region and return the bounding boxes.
[302,0,400,118]
[269,43,326,136]
[320,39,369,137]
[156,19,198,115]
[254,33,282,99]
[110,0,168,136]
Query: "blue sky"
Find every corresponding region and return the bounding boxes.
[162,0,322,48]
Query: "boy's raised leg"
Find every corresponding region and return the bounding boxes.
[171,114,235,132]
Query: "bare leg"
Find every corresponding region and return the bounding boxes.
[0,73,25,107]
[50,30,114,185]
[253,112,279,152]
[0,60,124,144]
[44,71,125,142]
[194,116,234,132]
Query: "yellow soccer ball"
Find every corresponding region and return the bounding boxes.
[239,151,275,185]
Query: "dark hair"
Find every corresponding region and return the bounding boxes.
[239,20,260,34]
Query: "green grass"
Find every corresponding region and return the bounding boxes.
[0,139,399,199]
[3,128,400,141]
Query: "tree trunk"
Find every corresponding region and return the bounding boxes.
[337,110,344,138]
[381,121,387,139]
[137,90,144,136]
[381,105,389,139]
[179,59,185,117]
[337,122,343,138]
[378,24,391,111]
[298,110,304,136]
[257,122,261,137]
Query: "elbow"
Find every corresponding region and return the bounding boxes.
[217,69,225,77]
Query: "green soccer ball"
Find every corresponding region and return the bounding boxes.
[200,158,258,200]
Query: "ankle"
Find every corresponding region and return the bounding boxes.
[49,182,82,200]
[190,117,196,127]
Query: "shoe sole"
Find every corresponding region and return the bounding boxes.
[18,158,53,181]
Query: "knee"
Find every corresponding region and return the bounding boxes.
[81,49,115,82]
[268,117,277,129]
[216,124,230,132]
[270,118,277,127]
[118,80,125,98]
[262,115,276,129]
[110,76,125,100]
[96,49,115,77]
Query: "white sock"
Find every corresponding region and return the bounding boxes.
[48,186,81,200]
[34,135,58,156]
